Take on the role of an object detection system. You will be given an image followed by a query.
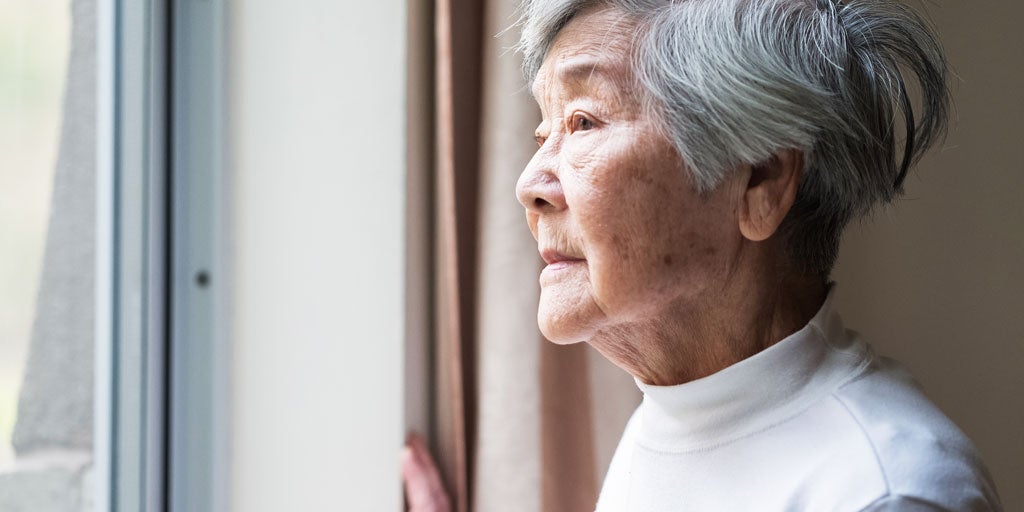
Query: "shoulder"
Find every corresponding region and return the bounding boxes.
[834,356,1002,511]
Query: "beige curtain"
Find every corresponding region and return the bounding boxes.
[430,1,641,511]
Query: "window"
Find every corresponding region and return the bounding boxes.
[1,1,171,509]
[0,0,97,509]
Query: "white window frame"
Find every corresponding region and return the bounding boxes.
[98,1,420,510]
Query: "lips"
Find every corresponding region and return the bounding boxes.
[540,248,585,265]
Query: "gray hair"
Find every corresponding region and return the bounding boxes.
[516,0,950,277]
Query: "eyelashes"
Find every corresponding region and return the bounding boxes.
[535,111,599,148]
[570,111,596,132]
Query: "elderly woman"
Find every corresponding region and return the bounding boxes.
[403,0,1003,510]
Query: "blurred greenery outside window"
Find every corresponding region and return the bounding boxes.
[0,0,97,509]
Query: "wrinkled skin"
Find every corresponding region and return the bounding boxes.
[516,7,821,385]
[518,8,743,361]
[403,6,824,510]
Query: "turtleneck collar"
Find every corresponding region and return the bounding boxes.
[634,286,873,452]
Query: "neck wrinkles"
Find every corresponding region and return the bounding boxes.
[633,286,872,452]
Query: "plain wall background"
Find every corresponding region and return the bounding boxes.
[833,1,1024,508]
[227,1,406,510]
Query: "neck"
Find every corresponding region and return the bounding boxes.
[589,257,827,386]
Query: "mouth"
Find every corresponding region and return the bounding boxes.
[540,248,585,266]
[538,249,586,280]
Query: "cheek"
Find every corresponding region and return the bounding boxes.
[561,120,743,317]
[599,212,728,318]
[643,195,739,307]
[570,176,675,305]
[572,153,732,316]
[526,211,540,240]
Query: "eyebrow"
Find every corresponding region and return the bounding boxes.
[531,57,618,98]
[557,57,613,84]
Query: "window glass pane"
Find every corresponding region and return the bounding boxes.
[0,0,96,509]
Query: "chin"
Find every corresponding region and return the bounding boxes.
[536,279,607,344]
[536,306,593,345]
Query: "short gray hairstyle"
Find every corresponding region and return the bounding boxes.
[517,0,950,277]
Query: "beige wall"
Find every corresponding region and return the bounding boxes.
[228,1,407,510]
[833,1,1024,508]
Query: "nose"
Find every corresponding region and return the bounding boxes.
[516,150,566,213]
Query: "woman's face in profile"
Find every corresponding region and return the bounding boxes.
[516,7,746,346]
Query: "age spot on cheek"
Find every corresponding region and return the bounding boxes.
[663,254,673,266]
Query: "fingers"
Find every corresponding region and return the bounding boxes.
[406,435,445,489]
[401,434,452,512]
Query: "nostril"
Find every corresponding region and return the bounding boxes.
[517,172,564,212]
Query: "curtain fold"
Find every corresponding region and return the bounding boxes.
[471,1,546,509]
[434,0,482,510]
[432,1,641,511]
[539,343,599,510]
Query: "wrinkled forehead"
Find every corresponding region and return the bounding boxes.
[529,7,640,99]
[530,56,626,99]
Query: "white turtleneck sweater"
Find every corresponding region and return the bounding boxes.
[595,289,1002,512]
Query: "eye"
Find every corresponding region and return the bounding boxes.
[534,120,549,148]
[570,112,596,133]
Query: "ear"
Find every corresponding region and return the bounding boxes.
[738,149,803,242]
